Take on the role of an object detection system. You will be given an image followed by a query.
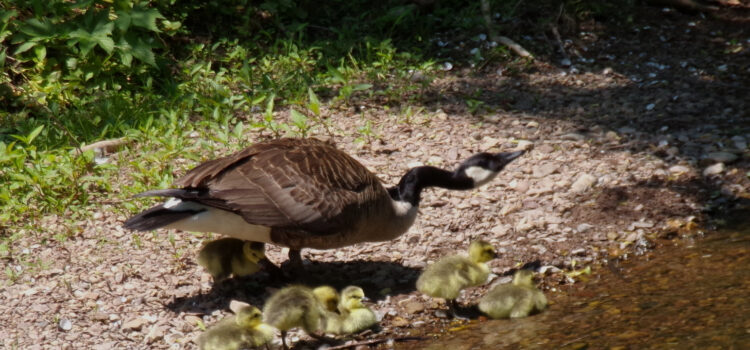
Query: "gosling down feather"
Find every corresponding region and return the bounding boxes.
[478,269,547,319]
[198,305,274,350]
[123,138,524,265]
[262,285,333,349]
[197,238,265,282]
[417,240,497,316]
[325,286,377,335]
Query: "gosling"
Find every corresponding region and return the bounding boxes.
[197,238,265,282]
[198,305,274,350]
[262,285,334,349]
[416,240,496,317]
[478,269,547,319]
[325,286,377,335]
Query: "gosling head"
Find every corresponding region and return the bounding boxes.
[468,240,497,264]
[242,242,266,264]
[312,286,340,313]
[235,306,264,329]
[340,286,367,311]
[512,269,535,287]
[456,151,525,187]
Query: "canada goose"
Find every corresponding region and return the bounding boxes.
[197,238,265,282]
[478,269,547,319]
[416,240,497,317]
[262,285,333,349]
[123,138,523,267]
[325,286,377,335]
[197,305,274,350]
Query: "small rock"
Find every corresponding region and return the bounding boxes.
[561,133,586,141]
[402,301,425,314]
[577,223,594,232]
[731,135,747,150]
[532,163,559,178]
[122,318,147,331]
[570,173,597,193]
[703,152,738,164]
[58,318,73,331]
[618,126,636,134]
[390,317,409,327]
[516,140,534,151]
[491,224,510,236]
[526,121,539,128]
[703,163,725,176]
[607,232,619,241]
[605,131,620,141]
[668,165,691,174]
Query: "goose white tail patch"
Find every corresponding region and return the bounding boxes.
[464,166,498,187]
[162,200,272,243]
[391,200,415,217]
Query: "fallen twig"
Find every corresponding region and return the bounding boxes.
[479,0,534,59]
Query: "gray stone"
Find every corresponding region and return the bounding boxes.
[577,223,594,232]
[561,132,586,141]
[703,151,738,164]
[532,163,559,178]
[731,136,747,150]
[58,318,73,331]
[703,163,725,176]
[570,173,597,193]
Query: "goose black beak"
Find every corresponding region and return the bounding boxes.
[497,150,525,162]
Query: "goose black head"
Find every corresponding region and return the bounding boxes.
[455,150,525,187]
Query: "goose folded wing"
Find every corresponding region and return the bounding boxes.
[172,141,384,234]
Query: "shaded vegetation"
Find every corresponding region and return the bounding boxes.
[0,0,640,237]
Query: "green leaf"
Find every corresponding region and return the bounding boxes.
[114,11,132,32]
[18,18,54,39]
[290,109,307,127]
[27,125,45,145]
[307,88,320,116]
[0,49,5,68]
[14,41,36,55]
[34,45,46,61]
[352,83,372,92]
[129,4,164,32]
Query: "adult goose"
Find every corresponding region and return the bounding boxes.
[124,138,523,267]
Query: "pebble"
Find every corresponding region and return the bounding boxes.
[577,223,594,232]
[703,151,737,164]
[703,163,724,176]
[570,173,597,193]
[668,165,691,174]
[58,318,73,331]
[516,140,534,151]
[560,133,586,141]
[533,163,559,178]
[731,135,747,150]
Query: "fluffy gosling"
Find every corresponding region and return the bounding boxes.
[416,240,496,317]
[262,285,334,349]
[325,286,377,335]
[197,238,266,282]
[478,269,547,319]
[198,305,274,350]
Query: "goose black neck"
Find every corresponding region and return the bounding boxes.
[389,166,474,206]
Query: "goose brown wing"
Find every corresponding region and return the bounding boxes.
[172,138,386,233]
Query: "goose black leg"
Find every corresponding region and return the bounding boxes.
[287,249,303,270]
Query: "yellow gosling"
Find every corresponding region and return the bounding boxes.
[198,305,274,350]
[478,269,548,319]
[416,240,496,317]
[197,238,265,282]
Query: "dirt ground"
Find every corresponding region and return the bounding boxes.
[2,2,750,349]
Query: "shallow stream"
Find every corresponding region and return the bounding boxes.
[397,223,749,349]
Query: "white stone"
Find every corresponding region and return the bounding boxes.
[703,163,725,176]
[570,173,597,193]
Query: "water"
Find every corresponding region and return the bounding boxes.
[397,226,749,349]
